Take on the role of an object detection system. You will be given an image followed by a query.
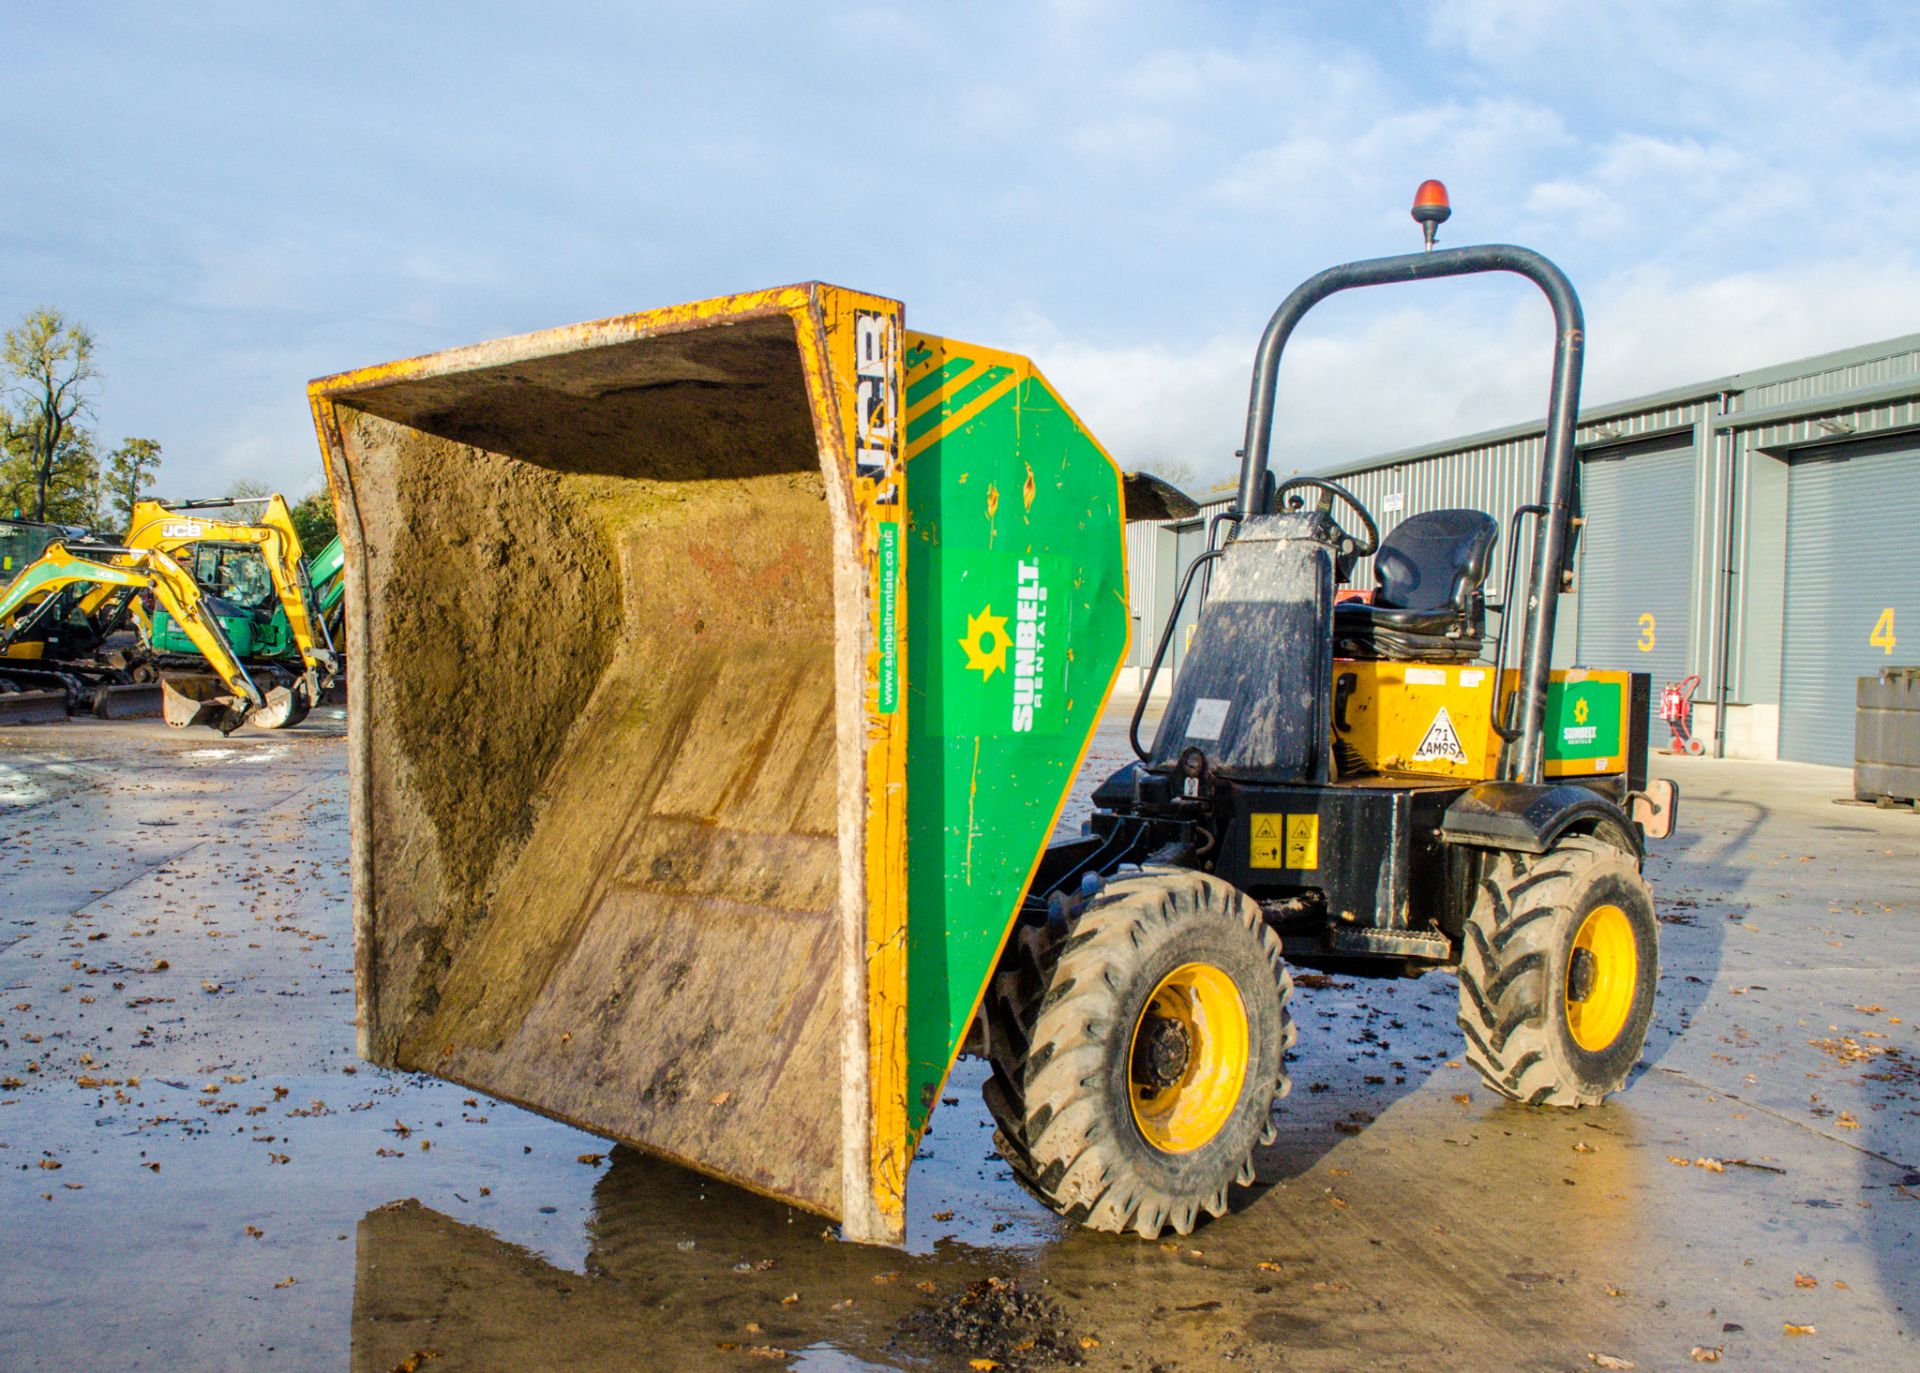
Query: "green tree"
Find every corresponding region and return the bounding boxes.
[106,436,163,532]
[289,484,337,552]
[2,309,99,522]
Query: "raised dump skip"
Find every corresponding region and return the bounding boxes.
[310,285,1131,1243]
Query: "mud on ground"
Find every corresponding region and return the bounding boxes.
[1,715,1918,1371]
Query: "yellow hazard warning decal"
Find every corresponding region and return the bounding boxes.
[1250,813,1319,870]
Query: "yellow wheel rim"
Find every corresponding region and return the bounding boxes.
[1565,903,1638,1052]
[1127,962,1249,1154]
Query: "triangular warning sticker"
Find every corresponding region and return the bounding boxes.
[1413,706,1468,763]
[1252,815,1280,840]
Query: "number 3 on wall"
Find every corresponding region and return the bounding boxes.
[1871,607,1897,654]
[1637,613,1656,652]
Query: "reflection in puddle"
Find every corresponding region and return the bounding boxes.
[353,1145,1008,1372]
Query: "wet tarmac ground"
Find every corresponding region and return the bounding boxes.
[1,712,1917,1371]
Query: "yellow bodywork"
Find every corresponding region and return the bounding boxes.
[0,544,262,707]
[1334,660,1632,781]
[123,495,335,684]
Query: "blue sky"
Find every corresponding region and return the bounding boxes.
[5,1,1917,498]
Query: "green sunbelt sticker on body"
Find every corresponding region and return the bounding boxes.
[877,522,900,713]
[1547,680,1621,759]
[947,553,1062,737]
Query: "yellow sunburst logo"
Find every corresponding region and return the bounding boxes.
[1574,697,1590,724]
[959,606,1012,681]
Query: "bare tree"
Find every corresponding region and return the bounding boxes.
[3,309,99,522]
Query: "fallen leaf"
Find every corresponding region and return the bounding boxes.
[1668,1156,1692,1167]
[1833,1280,1849,1290]
[1257,1260,1284,1272]
[1604,1285,1625,1298]
[710,1091,731,1106]
[1836,1112,1860,1130]
[1452,1093,1471,1105]
[1695,1158,1725,1173]
[1794,1273,1818,1288]
[576,1153,605,1166]
[274,1276,298,1290]
[780,1293,798,1306]
[389,1351,441,1373]
[1783,1323,1816,1336]
[1573,1141,1597,1153]
[968,1362,999,1372]
[1079,1336,1101,1349]
[1589,1355,1635,1370]
[244,1225,264,1238]
[1690,1347,1722,1363]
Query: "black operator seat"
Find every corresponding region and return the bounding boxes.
[1333,508,1499,662]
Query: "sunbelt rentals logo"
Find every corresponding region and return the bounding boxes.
[1562,694,1598,746]
[957,559,1049,733]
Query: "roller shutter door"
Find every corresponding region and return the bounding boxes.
[1575,437,1696,740]
[1780,435,1920,764]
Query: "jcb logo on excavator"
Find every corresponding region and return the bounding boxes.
[162,522,205,539]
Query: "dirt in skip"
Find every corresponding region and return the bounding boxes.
[898,1276,1088,1370]
[335,328,837,1053]
[331,337,865,1208]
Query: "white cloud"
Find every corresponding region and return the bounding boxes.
[1018,252,1920,493]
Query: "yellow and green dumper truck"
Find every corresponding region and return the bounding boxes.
[310,205,1674,1245]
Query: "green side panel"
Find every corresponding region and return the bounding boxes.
[155,609,262,660]
[1544,678,1624,762]
[311,536,346,614]
[902,343,1130,1142]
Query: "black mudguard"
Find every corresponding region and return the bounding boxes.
[1438,781,1642,860]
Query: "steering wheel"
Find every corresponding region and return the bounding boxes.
[1274,476,1379,558]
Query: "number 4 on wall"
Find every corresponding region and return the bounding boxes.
[1871,607,1897,654]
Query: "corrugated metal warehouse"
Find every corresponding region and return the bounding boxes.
[1123,334,1920,765]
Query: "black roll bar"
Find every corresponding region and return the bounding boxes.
[1231,244,1585,785]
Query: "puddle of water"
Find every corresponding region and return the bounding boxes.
[0,761,50,808]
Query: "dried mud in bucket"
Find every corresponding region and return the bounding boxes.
[331,316,853,1215]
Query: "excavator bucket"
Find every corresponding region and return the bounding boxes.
[91,683,163,719]
[309,285,1131,1243]
[0,686,68,725]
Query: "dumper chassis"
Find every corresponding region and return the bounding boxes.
[978,196,1675,1236]
[310,187,1676,1247]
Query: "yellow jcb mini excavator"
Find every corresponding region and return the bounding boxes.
[122,495,338,728]
[310,185,1675,1245]
[0,538,263,730]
